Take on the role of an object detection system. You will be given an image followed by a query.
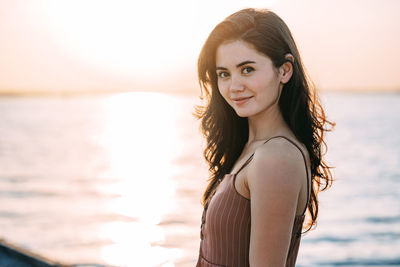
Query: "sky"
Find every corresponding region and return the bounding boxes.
[0,0,399,94]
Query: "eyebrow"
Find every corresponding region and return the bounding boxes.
[216,60,256,70]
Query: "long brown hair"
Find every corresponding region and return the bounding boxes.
[194,8,334,231]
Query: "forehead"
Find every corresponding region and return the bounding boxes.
[215,40,270,67]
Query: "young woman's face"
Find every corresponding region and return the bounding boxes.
[215,40,283,118]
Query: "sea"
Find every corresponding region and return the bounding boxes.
[0,91,399,267]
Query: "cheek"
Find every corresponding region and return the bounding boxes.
[253,73,279,92]
[218,82,229,100]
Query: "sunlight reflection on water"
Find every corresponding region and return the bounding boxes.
[96,92,182,266]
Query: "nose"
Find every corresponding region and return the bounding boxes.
[229,75,245,92]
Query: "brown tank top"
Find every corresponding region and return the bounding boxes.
[197,136,310,267]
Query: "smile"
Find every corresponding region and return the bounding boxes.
[232,96,253,105]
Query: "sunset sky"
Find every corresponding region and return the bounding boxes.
[0,0,399,94]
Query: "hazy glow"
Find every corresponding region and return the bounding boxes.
[38,0,277,82]
[1,0,399,92]
[40,0,196,79]
[96,92,182,265]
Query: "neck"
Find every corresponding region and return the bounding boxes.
[247,104,289,144]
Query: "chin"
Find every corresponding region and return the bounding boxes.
[234,109,253,118]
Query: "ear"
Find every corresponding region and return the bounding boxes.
[279,54,294,84]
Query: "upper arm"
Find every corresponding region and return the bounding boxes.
[247,140,305,267]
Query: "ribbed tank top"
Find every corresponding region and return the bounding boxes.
[197,136,310,267]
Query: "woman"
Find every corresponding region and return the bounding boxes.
[194,8,334,267]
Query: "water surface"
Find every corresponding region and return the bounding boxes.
[0,92,399,266]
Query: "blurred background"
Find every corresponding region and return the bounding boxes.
[0,0,399,266]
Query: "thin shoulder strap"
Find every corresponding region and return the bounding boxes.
[234,135,310,214]
[233,135,281,176]
[233,153,255,176]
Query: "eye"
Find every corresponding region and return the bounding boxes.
[217,71,229,79]
[242,66,254,74]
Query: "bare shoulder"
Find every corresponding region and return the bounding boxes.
[245,137,310,264]
[247,137,307,194]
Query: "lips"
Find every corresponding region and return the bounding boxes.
[231,96,253,105]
